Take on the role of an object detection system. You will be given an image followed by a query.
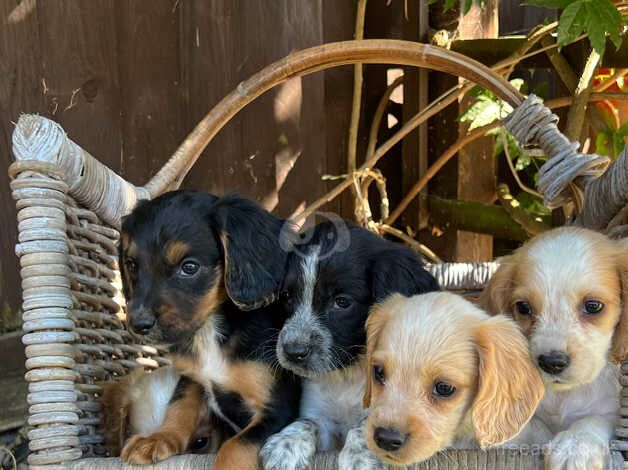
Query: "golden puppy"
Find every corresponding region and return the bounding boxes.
[480,227,626,469]
[363,292,544,466]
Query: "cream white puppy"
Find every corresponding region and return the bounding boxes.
[363,292,544,466]
[481,227,627,470]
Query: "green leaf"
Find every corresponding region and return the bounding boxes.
[443,0,458,11]
[525,0,572,8]
[552,0,623,57]
[588,0,623,52]
[612,132,625,157]
[510,78,525,92]
[461,0,473,14]
[596,131,611,156]
[556,0,587,49]
[515,153,533,171]
[517,193,550,216]
[617,122,628,136]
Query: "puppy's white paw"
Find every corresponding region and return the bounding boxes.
[338,427,383,470]
[260,420,319,470]
[545,429,608,470]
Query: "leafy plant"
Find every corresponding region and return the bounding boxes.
[459,79,523,130]
[596,122,628,158]
[459,79,549,216]
[526,0,623,58]
[427,0,623,58]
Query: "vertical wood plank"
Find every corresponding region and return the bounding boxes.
[0,0,45,327]
[422,3,461,261]
[362,0,405,220]
[401,0,429,232]
[36,0,121,171]
[456,0,498,262]
[180,0,327,219]
[322,0,356,218]
[179,0,240,197]
[115,0,184,185]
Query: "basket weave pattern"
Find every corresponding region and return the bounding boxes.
[10,163,169,467]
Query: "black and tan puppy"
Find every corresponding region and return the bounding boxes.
[100,366,227,459]
[118,190,301,469]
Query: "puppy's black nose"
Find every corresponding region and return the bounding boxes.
[538,351,570,375]
[374,427,406,452]
[130,314,155,335]
[283,342,311,363]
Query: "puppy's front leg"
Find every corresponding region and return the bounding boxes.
[338,425,383,470]
[260,419,319,470]
[545,415,613,470]
[121,378,203,464]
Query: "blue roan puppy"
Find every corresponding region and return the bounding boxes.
[261,221,439,470]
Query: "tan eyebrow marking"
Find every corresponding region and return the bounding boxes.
[164,240,190,265]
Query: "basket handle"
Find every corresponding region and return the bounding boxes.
[144,39,523,197]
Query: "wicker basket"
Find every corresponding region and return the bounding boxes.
[7,40,627,469]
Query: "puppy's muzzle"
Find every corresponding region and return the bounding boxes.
[373,427,407,452]
[129,309,156,335]
[537,351,570,375]
[282,341,312,364]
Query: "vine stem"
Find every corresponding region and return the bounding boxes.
[347,0,368,207]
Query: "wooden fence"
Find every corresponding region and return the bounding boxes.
[0,0,554,331]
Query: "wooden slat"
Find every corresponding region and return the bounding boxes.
[238,0,325,217]
[180,0,328,219]
[401,0,429,232]
[0,332,27,432]
[322,0,356,218]
[36,0,121,172]
[179,0,240,198]
[420,2,462,261]
[116,0,185,186]
[0,0,45,329]
[455,0,498,262]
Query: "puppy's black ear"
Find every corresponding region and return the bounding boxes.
[370,246,439,301]
[211,195,293,310]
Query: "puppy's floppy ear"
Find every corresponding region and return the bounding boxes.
[479,255,515,316]
[472,315,544,448]
[211,195,294,310]
[363,295,400,407]
[370,247,439,302]
[612,237,628,362]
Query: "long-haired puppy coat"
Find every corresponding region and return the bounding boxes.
[260,221,439,470]
[363,292,544,466]
[480,227,627,469]
[118,190,301,469]
[100,366,226,458]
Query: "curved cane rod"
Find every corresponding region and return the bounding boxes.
[145,39,523,197]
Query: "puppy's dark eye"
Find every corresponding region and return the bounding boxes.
[280,291,291,302]
[179,259,200,277]
[334,296,352,309]
[373,365,385,385]
[188,436,209,452]
[515,301,533,316]
[433,381,456,398]
[125,259,137,275]
[583,300,604,315]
